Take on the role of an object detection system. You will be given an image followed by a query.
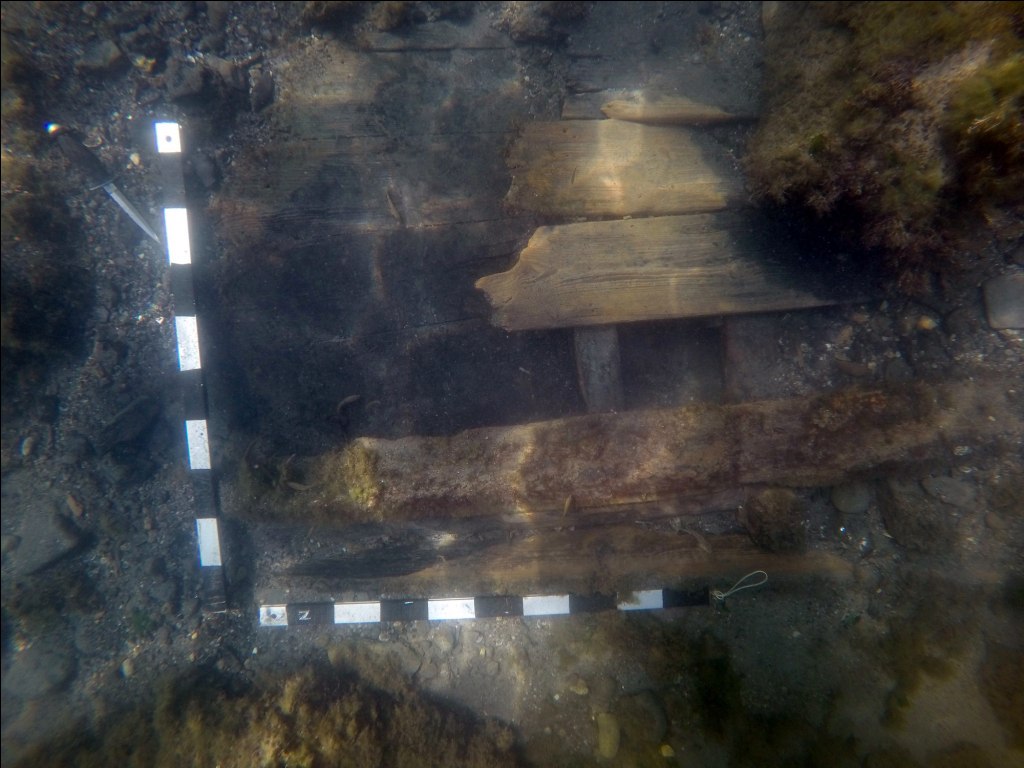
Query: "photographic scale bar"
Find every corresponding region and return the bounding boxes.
[259,587,711,627]
[155,120,227,613]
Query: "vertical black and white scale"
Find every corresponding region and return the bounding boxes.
[154,121,227,613]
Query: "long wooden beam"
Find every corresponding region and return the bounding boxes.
[282,377,1020,525]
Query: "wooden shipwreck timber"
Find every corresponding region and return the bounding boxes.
[288,376,1020,526]
[259,375,1020,597]
[228,42,1020,596]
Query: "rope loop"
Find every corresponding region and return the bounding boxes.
[711,570,768,602]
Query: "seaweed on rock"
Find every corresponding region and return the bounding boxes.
[747,1,1024,292]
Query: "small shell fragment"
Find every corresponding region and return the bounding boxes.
[563,494,577,516]
[66,493,85,518]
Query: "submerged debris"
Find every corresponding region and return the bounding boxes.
[13,665,521,768]
[747,2,1024,291]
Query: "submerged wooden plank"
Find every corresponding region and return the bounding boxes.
[334,531,854,598]
[574,326,623,413]
[601,93,756,125]
[274,44,521,139]
[475,212,854,331]
[563,90,756,123]
[213,133,516,245]
[281,377,1020,524]
[215,42,527,242]
[409,532,853,599]
[561,88,636,120]
[505,121,745,218]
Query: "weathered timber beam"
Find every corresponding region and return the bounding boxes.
[289,529,854,598]
[504,121,744,218]
[474,213,865,331]
[293,377,1020,524]
[600,93,757,125]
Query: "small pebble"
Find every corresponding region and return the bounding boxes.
[660,744,675,758]
[20,435,36,457]
[921,476,977,509]
[985,513,1006,531]
[831,481,872,514]
[120,658,135,678]
[983,272,1024,329]
[567,674,589,696]
[66,493,84,518]
[916,315,937,331]
[834,325,854,347]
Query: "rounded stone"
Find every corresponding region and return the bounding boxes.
[921,475,977,509]
[831,481,872,514]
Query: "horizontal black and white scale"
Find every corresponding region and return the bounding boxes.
[259,586,711,627]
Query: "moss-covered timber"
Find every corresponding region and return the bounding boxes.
[277,377,1021,524]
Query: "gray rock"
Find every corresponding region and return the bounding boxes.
[75,39,124,74]
[94,396,160,454]
[206,0,232,31]
[149,577,177,605]
[75,620,111,657]
[884,356,914,384]
[616,689,668,745]
[983,272,1024,329]
[432,625,456,654]
[880,478,955,553]
[921,475,977,510]
[182,596,200,619]
[59,431,94,464]
[3,640,76,699]
[831,481,872,514]
[250,71,275,112]
[190,153,220,190]
[166,60,210,102]
[10,506,83,576]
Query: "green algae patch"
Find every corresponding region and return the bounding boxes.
[13,665,520,768]
[979,642,1024,748]
[311,440,385,520]
[229,440,384,525]
[946,53,1024,204]
[748,1,1024,291]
